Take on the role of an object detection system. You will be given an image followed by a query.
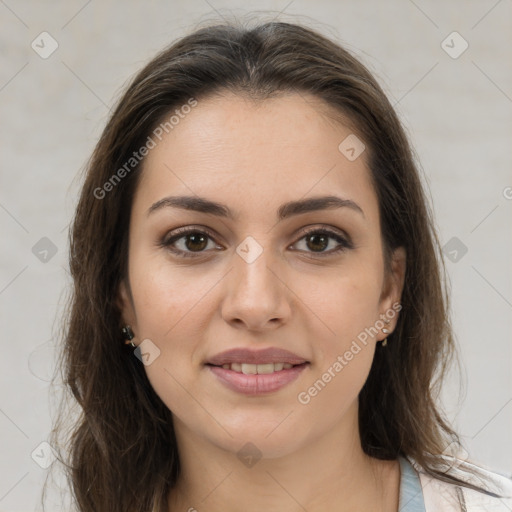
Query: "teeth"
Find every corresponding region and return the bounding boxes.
[254,363,274,374]
[218,362,298,374]
[241,363,258,375]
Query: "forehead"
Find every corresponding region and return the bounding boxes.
[134,91,378,221]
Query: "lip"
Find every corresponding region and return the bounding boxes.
[206,347,309,366]
[207,363,309,395]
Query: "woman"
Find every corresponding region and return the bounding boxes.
[50,18,511,512]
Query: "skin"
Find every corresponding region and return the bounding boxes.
[118,91,406,512]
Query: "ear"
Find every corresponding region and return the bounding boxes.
[117,278,138,332]
[378,246,406,331]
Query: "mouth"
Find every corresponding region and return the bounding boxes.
[205,347,310,394]
[206,362,308,374]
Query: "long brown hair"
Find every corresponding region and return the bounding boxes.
[48,16,494,512]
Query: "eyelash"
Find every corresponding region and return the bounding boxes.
[159,225,353,259]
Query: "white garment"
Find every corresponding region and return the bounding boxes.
[417,459,512,511]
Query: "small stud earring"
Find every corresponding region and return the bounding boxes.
[122,325,136,347]
[381,327,391,347]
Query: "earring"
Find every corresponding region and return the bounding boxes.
[380,307,399,346]
[381,326,390,347]
[122,325,135,347]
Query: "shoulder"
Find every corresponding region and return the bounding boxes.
[415,458,512,512]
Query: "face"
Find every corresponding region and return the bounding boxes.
[118,91,405,458]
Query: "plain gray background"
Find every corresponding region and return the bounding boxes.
[1,1,511,510]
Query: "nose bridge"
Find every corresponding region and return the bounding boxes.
[235,241,276,293]
[221,237,290,329]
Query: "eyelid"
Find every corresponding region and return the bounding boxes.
[290,226,354,255]
[163,225,218,243]
[296,225,352,244]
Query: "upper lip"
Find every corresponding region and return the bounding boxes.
[206,347,309,366]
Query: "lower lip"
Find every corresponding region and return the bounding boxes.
[207,363,309,395]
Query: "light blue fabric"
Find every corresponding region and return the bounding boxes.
[398,456,426,511]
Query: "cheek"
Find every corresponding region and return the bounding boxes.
[294,275,380,413]
[130,254,215,339]
[129,263,210,420]
[297,265,384,341]
[127,255,212,392]
[296,342,375,427]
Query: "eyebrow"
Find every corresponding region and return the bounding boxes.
[147,194,365,220]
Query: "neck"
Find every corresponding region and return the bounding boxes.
[166,404,400,512]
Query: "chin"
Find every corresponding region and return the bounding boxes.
[202,416,310,460]
[215,433,305,462]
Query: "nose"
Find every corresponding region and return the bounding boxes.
[221,244,292,332]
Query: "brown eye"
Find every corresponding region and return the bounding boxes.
[293,228,353,255]
[160,227,221,258]
[305,233,330,252]
[182,232,209,252]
